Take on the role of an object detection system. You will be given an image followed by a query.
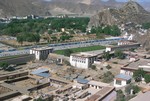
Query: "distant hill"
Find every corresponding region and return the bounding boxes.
[0,0,150,17]
[88,1,150,27]
[88,1,150,51]
[0,0,52,17]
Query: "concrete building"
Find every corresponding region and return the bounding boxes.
[70,52,97,69]
[85,81,116,101]
[30,47,53,60]
[120,59,150,76]
[114,74,131,88]
[105,43,140,52]
[130,91,150,101]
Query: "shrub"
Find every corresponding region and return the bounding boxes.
[106,65,112,70]
[144,74,150,83]
[125,84,140,94]
[102,71,114,83]
[91,65,96,70]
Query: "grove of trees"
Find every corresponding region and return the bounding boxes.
[114,50,125,59]
[0,17,90,37]
[17,33,40,45]
[90,25,121,37]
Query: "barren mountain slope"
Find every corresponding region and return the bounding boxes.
[0,0,51,17]
[88,1,150,27]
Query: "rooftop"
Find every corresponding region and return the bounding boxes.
[31,68,49,75]
[122,59,150,72]
[76,78,89,84]
[36,73,51,78]
[88,81,110,87]
[32,47,53,51]
[71,52,97,58]
[85,86,115,101]
[115,74,131,81]
[130,91,150,101]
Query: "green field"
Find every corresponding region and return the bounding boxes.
[55,45,105,55]
[0,54,29,61]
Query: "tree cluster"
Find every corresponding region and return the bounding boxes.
[125,84,140,95]
[114,50,125,59]
[133,68,150,83]
[142,22,150,29]
[0,17,89,36]
[90,25,121,37]
[17,33,40,45]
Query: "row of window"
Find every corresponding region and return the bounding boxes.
[72,59,86,63]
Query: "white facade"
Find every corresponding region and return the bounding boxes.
[114,79,127,88]
[30,47,53,60]
[105,47,112,52]
[114,73,131,88]
[70,53,97,69]
[120,69,133,76]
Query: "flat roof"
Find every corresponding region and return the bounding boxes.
[85,86,115,101]
[31,68,49,75]
[88,81,110,87]
[31,47,53,51]
[122,59,150,72]
[77,78,89,84]
[71,52,97,58]
[130,91,150,101]
[115,74,131,81]
[36,73,51,78]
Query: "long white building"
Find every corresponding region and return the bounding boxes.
[70,52,97,69]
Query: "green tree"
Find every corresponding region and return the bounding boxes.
[63,49,73,56]
[133,68,146,82]
[33,33,41,43]
[144,74,150,83]
[114,50,125,59]
[102,71,114,83]
[116,90,125,101]
[48,30,53,34]
[125,84,140,94]
[0,62,9,70]
[106,65,112,70]
[17,35,24,46]
[102,51,111,61]
[51,36,57,42]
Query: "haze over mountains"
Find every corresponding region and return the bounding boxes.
[0,0,150,17]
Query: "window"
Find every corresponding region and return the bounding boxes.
[116,80,122,85]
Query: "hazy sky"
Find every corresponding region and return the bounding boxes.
[103,0,150,2]
[44,0,150,2]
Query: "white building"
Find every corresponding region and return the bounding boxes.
[114,74,131,88]
[30,47,53,60]
[70,52,97,69]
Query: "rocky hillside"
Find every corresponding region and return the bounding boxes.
[0,0,52,17]
[0,0,150,17]
[88,1,150,51]
[88,1,150,27]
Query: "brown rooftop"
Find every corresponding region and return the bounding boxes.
[85,86,115,101]
[122,59,150,72]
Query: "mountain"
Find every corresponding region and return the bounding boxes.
[88,1,150,51]
[0,0,52,17]
[88,1,150,27]
[0,0,150,17]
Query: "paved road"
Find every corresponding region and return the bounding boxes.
[0,37,126,58]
